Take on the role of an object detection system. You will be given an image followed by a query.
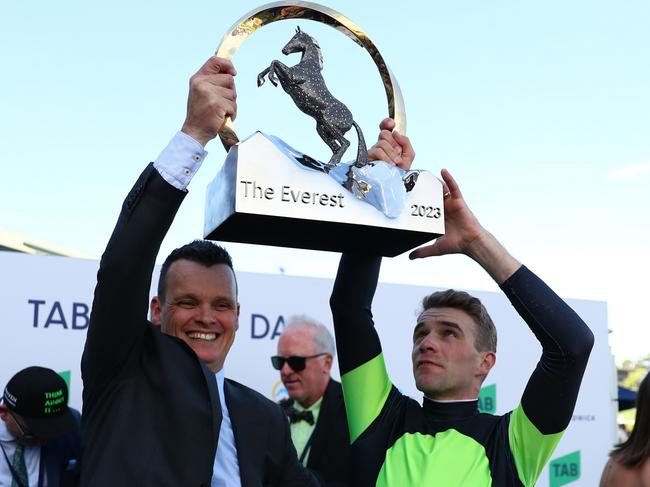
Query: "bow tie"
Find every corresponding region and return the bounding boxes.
[281,399,315,425]
[288,408,314,425]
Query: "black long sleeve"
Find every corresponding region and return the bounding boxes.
[501,265,594,434]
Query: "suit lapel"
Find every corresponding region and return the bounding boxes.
[225,380,258,486]
[200,363,222,454]
[307,378,336,468]
[39,444,49,487]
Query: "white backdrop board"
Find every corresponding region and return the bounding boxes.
[0,251,613,486]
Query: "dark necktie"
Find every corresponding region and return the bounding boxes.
[11,443,29,487]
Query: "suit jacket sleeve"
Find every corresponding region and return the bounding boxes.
[227,380,320,487]
[81,164,186,391]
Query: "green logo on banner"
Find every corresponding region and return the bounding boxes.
[58,370,71,402]
[550,451,580,486]
[478,384,496,414]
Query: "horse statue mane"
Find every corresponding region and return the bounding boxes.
[301,28,324,69]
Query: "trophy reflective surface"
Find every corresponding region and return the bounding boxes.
[204,2,444,256]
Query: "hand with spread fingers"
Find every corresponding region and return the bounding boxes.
[181,56,237,147]
[409,169,484,259]
[410,169,520,285]
[368,117,415,170]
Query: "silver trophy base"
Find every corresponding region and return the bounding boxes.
[204,132,444,257]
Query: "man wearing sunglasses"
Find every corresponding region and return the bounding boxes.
[272,317,350,486]
[0,367,81,487]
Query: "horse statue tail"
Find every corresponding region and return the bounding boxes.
[351,121,368,168]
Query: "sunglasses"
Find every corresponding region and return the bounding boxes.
[271,353,328,372]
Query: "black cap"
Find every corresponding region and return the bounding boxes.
[3,366,76,439]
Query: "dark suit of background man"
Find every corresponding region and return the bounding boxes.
[273,316,350,486]
[81,56,315,487]
[0,366,81,487]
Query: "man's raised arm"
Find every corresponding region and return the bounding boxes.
[412,169,594,484]
[81,56,237,389]
[329,121,416,443]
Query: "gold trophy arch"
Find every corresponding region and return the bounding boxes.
[215,1,406,152]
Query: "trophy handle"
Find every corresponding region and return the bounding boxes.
[215,1,406,152]
[219,118,239,151]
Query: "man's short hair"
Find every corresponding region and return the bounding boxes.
[420,290,497,353]
[158,240,235,301]
[284,315,336,356]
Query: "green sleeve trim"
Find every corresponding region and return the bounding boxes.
[509,404,564,487]
[341,352,392,443]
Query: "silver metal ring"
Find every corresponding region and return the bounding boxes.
[214,1,406,151]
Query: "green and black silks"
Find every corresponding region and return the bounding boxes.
[330,254,594,486]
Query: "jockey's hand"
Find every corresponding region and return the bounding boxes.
[368,118,415,170]
[181,56,237,147]
[409,169,521,284]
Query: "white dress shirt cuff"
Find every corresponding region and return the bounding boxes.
[153,131,207,191]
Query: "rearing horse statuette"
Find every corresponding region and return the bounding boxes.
[258,27,368,172]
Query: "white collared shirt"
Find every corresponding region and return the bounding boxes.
[153,131,207,191]
[212,369,241,487]
[0,420,44,487]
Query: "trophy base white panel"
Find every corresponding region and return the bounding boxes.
[204,132,444,257]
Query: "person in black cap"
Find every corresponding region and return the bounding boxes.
[0,366,81,487]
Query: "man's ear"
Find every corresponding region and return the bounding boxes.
[235,303,240,331]
[478,351,496,377]
[323,354,333,374]
[0,403,9,422]
[150,297,162,326]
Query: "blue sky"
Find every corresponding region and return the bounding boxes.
[1,0,648,361]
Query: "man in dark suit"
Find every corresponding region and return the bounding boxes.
[0,366,81,487]
[81,56,315,486]
[273,317,350,486]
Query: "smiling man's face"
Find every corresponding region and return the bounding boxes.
[411,307,493,401]
[151,259,239,372]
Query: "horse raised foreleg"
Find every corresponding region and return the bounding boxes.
[257,66,271,87]
[257,61,289,87]
[269,61,293,88]
[268,62,280,87]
